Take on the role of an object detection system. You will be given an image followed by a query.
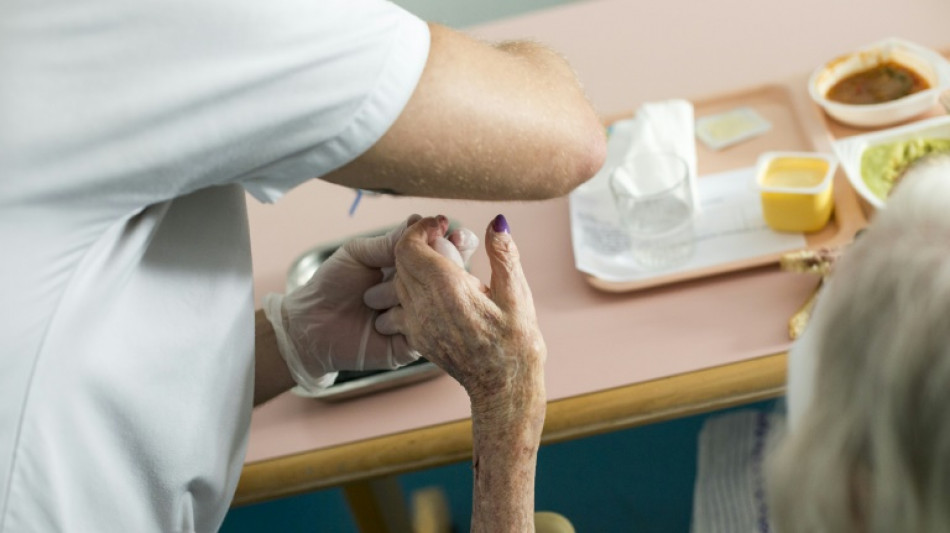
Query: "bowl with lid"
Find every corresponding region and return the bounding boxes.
[808,37,950,128]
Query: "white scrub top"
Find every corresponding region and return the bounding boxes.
[0,0,429,530]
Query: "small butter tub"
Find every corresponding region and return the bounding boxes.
[756,151,837,233]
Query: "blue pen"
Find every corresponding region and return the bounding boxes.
[348,189,363,216]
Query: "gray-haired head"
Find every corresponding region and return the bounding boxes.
[767,156,950,533]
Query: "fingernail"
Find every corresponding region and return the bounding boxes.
[492,214,510,234]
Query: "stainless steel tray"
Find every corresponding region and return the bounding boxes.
[290,359,443,402]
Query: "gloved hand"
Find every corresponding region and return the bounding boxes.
[263,215,479,393]
[263,215,424,392]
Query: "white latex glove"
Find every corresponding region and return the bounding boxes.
[263,215,425,392]
[365,217,479,335]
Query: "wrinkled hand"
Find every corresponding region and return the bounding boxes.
[381,215,547,420]
[365,215,479,326]
[262,215,425,391]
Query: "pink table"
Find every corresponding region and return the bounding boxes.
[237,0,950,518]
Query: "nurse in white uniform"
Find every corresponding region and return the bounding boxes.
[0,0,607,530]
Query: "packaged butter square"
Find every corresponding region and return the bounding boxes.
[695,107,771,150]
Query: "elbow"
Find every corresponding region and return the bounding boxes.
[567,123,608,194]
[532,120,608,200]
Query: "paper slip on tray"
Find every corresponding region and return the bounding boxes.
[572,84,867,293]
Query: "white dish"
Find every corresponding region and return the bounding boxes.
[809,37,950,128]
[832,114,950,209]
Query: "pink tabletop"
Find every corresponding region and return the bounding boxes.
[245,0,950,463]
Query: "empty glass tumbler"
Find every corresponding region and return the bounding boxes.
[609,152,696,269]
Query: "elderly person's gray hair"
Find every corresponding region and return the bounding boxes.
[767,156,950,533]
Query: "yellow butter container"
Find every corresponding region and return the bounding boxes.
[756,151,837,233]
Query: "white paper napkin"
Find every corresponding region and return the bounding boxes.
[613,99,700,210]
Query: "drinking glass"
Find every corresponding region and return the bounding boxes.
[609,152,695,269]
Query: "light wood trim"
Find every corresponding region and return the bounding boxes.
[411,487,452,533]
[233,352,787,506]
[342,476,411,533]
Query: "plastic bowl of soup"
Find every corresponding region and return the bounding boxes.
[809,37,950,128]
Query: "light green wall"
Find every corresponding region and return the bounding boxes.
[392,0,583,28]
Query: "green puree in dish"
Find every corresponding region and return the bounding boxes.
[861,137,950,200]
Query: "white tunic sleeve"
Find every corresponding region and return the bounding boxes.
[2,0,430,210]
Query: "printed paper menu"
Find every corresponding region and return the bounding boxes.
[569,166,807,283]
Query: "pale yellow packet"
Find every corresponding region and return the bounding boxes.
[695,107,771,150]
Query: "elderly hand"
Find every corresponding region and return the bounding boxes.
[384,214,547,532]
[385,215,547,424]
[262,214,428,392]
[364,215,479,317]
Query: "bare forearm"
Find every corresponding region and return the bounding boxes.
[470,376,546,532]
[253,309,296,406]
[322,24,607,201]
[492,39,587,97]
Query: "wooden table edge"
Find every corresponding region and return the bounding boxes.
[233,352,787,506]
